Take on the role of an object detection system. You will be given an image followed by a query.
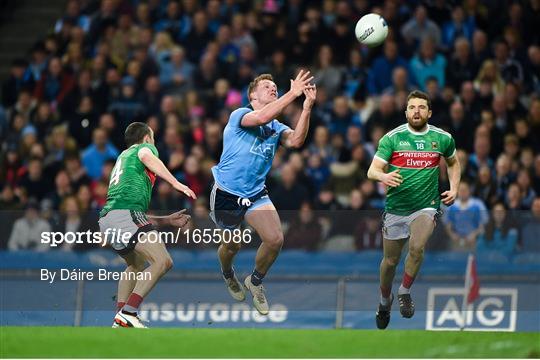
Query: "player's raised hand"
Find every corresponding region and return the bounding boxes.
[380,169,403,187]
[441,189,457,205]
[173,181,197,199]
[303,84,316,110]
[290,69,314,97]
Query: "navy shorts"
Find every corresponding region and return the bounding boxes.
[209,183,272,229]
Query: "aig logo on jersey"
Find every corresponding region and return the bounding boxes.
[250,137,275,160]
[426,287,517,331]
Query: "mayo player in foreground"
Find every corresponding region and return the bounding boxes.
[99,122,195,328]
[211,71,315,314]
[367,90,461,329]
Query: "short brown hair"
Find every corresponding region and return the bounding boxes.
[125,122,151,147]
[407,90,431,109]
[247,74,274,101]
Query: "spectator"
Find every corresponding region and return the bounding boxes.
[505,83,527,125]
[525,45,540,95]
[110,13,140,61]
[516,169,537,209]
[313,45,343,99]
[81,127,119,180]
[533,155,540,195]
[271,163,309,212]
[364,94,401,140]
[107,77,146,127]
[54,195,97,251]
[493,38,524,86]
[28,44,48,83]
[447,100,474,152]
[521,197,540,252]
[460,81,482,123]
[468,134,493,179]
[410,37,447,91]
[8,200,51,251]
[476,202,518,256]
[441,6,475,50]
[354,213,383,251]
[12,90,36,123]
[2,59,34,108]
[45,170,73,210]
[33,57,75,106]
[367,41,409,95]
[284,202,322,251]
[473,165,498,208]
[17,158,50,201]
[154,0,190,41]
[181,155,208,198]
[474,59,505,96]
[505,183,525,212]
[401,5,442,49]
[446,38,478,92]
[305,153,330,195]
[494,154,514,201]
[343,48,368,100]
[159,46,195,93]
[445,181,489,251]
[182,10,213,63]
[383,66,415,95]
[64,154,91,190]
[327,95,358,136]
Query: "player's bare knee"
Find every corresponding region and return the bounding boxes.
[264,232,284,251]
[223,241,241,255]
[155,255,173,274]
[384,256,400,268]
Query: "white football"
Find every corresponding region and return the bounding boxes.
[355,13,388,47]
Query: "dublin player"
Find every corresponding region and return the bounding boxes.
[367,90,461,329]
[211,71,315,314]
[99,122,195,328]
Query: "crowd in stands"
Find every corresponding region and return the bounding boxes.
[1,0,540,256]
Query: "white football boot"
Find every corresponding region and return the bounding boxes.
[223,273,246,301]
[112,311,148,328]
[244,275,269,315]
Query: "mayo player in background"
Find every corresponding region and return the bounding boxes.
[367,90,461,329]
[211,71,316,314]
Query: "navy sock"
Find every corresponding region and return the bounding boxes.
[250,269,265,286]
[222,267,234,279]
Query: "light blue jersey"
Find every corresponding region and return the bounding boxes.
[212,107,291,198]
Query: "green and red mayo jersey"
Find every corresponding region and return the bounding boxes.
[100,143,158,217]
[374,124,456,216]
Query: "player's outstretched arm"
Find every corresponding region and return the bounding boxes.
[148,209,191,228]
[281,84,316,148]
[241,69,314,127]
[138,147,197,199]
[367,157,403,187]
[441,155,460,206]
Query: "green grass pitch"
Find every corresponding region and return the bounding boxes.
[1,327,539,358]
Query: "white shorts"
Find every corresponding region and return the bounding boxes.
[382,208,440,240]
[98,209,155,254]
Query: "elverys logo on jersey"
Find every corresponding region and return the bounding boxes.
[426,287,518,331]
[389,151,441,169]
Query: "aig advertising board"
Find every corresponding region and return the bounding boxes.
[1,277,538,332]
